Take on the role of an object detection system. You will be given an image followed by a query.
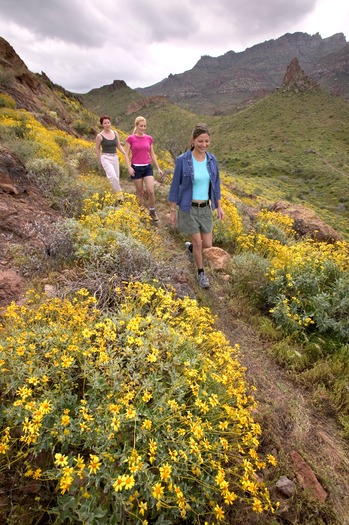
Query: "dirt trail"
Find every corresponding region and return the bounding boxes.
[212,298,349,524]
[148,180,349,525]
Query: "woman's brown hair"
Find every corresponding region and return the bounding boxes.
[99,114,111,125]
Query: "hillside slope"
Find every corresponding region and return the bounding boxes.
[1,158,349,523]
[207,86,349,238]
[82,72,349,239]
[131,180,349,525]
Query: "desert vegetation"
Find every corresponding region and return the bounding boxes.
[1,84,349,525]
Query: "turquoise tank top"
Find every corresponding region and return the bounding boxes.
[192,155,210,200]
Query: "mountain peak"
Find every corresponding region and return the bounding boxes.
[282,57,318,92]
[109,80,128,90]
[0,36,28,70]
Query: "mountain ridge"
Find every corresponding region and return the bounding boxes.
[136,31,349,114]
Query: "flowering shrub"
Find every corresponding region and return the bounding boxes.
[77,192,160,254]
[0,106,94,167]
[0,92,16,109]
[56,191,167,307]
[256,210,295,237]
[227,252,270,310]
[213,190,243,247]
[254,210,295,244]
[0,284,276,524]
[266,241,349,340]
[236,232,286,260]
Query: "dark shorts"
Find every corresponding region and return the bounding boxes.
[178,203,213,235]
[131,164,154,180]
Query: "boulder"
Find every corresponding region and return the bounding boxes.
[0,269,24,308]
[203,247,231,271]
[268,200,342,242]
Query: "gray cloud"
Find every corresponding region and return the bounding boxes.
[0,0,106,46]
[226,0,317,33]
[0,0,347,92]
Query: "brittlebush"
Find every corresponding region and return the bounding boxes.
[0,284,276,524]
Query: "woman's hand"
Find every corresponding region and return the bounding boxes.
[216,206,224,221]
[157,168,164,180]
[169,209,176,225]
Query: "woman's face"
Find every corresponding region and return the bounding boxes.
[193,133,210,153]
[102,119,111,129]
[136,120,147,134]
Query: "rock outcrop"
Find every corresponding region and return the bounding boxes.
[0,147,59,308]
[282,57,318,92]
[0,37,84,135]
[268,200,342,242]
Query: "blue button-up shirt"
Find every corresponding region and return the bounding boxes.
[168,150,221,211]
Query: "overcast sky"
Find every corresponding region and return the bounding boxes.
[0,0,348,94]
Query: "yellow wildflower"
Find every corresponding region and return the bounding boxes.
[214,505,225,521]
[139,501,148,516]
[113,476,125,492]
[54,453,69,467]
[159,463,172,482]
[88,454,101,474]
[152,482,164,500]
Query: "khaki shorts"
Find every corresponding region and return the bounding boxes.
[178,205,213,235]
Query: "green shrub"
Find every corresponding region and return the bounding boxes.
[0,66,15,87]
[75,147,99,173]
[267,260,349,342]
[257,222,288,244]
[21,220,78,278]
[311,272,349,341]
[227,252,270,309]
[0,123,39,162]
[27,158,84,217]
[72,119,91,136]
[27,157,66,193]
[62,216,161,307]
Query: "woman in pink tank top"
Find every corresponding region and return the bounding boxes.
[124,116,163,222]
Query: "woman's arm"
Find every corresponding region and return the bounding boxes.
[95,134,102,163]
[123,142,135,176]
[115,131,126,156]
[150,144,163,177]
[213,157,224,220]
[168,156,183,204]
[215,199,224,221]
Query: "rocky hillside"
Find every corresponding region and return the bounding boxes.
[0,37,97,138]
[137,32,349,114]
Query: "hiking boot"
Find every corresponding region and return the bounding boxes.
[149,209,159,221]
[197,272,209,289]
[185,242,194,262]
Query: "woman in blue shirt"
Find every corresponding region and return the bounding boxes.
[168,123,224,288]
